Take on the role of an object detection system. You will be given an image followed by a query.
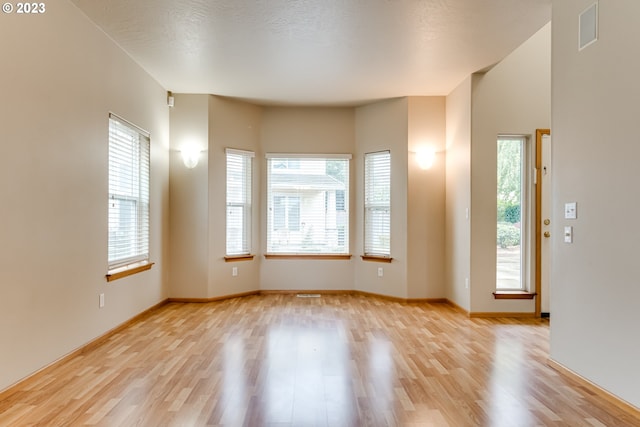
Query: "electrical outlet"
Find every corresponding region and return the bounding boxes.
[377,267,383,278]
[232,267,238,277]
[564,226,573,243]
[99,293,105,308]
[465,278,469,289]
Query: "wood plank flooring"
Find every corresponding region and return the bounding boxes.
[1,294,638,426]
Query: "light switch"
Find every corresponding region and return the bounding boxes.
[564,202,577,219]
[564,226,573,243]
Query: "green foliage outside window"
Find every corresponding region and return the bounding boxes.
[497,138,523,248]
[497,223,520,248]
[497,201,521,224]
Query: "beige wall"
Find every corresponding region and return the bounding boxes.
[445,77,472,311]
[0,1,170,391]
[469,23,551,314]
[209,96,262,296]
[551,0,640,407]
[407,98,446,299]
[259,107,356,291]
[354,99,409,298]
[169,95,263,298]
[169,95,210,298]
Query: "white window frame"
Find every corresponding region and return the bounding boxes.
[266,153,351,255]
[108,113,150,271]
[226,148,254,256]
[364,150,391,257]
[496,135,530,291]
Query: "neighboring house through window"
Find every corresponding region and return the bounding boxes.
[108,113,150,270]
[274,195,300,232]
[266,154,350,254]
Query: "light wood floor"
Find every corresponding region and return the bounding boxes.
[1,294,638,427]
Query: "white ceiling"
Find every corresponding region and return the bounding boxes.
[71,0,551,106]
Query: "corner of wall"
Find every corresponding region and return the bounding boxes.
[208,96,262,297]
[169,94,210,299]
[445,78,472,312]
[407,97,447,299]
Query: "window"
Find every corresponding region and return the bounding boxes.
[266,154,350,254]
[364,151,391,257]
[272,158,300,170]
[335,190,345,211]
[496,135,529,290]
[226,148,254,255]
[273,195,300,232]
[108,113,150,270]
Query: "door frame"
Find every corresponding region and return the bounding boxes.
[535,129,550,317]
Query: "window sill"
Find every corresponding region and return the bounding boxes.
[224,254,255,262]
[361,255,393,263]
[106,261,154,282]
[264,254,352,260]
[493,291,537,300]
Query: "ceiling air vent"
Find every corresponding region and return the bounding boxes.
[579,2,598,51]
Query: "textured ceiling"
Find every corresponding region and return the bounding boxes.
[70,0,551,106]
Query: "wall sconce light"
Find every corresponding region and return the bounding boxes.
[181,145,202,169]
[415,148,436,170]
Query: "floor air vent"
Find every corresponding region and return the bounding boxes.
[297,294,321,298]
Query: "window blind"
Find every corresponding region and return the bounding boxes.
[108,114,150,270]
[266,154,350,254]
[364,150,391,256]
[226,148,254,255]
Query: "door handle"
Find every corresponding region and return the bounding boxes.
[544,231,551,238]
